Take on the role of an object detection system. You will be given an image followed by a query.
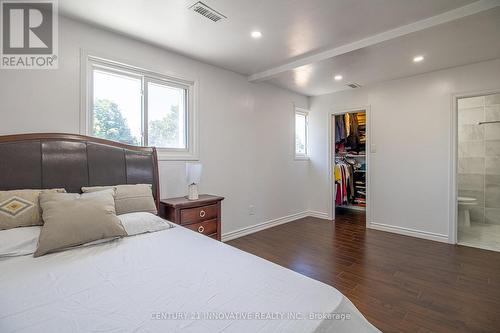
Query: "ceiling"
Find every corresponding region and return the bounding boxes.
[59,0,500,96]
[267,6,500,96]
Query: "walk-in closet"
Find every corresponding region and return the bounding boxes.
[332,110,367,214]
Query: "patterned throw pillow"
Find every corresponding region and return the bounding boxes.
[0,189,66,230]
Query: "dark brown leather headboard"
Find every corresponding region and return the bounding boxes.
[0,133,160,209]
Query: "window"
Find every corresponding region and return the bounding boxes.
[84,55,197,160]
[295,108,309,159]
[147,80,186,149]
[92,69,142,146]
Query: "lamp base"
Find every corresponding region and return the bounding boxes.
[187,184,199,200]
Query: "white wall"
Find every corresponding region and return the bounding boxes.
[309,58,500,242]
[0,17,309,236]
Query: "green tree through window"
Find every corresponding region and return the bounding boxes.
[92,99,139,145]
[148,105,181,148]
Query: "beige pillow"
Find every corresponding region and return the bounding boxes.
[0,189,66,230]
[81,184,157,215]
[34,190,127,257]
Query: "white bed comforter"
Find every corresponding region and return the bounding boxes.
[0,226,380,333]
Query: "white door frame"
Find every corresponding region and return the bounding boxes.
[328,106,371,228]
[449,89,500,244]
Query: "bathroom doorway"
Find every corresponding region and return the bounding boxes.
[455,92,500,251]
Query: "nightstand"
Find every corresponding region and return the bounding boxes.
[160,195,224,241]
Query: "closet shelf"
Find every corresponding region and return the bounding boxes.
[344,204,366,211]
[335,153,366,158]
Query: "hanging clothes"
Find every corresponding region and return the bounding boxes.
[335,115,346,143]
[345,113,360,151]
[334,160,354,206]
[344,113,351,137]
[336,112,361,151]
[350,112,359,137]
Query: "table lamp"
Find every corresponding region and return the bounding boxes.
[186,162,202,200]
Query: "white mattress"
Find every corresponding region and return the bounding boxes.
[0,226,380,333]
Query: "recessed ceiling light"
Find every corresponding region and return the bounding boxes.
[413,55,424,63]
[251,31,262,39]
[334,75,343,81]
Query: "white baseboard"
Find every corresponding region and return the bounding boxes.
[368,222,449,243]
[307,210,330,220]
[221,211,308,242]
[222,211,449,245]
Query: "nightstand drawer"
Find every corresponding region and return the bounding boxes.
[180,204,218,225]
[160,195,224,241]
[185,219,217,236]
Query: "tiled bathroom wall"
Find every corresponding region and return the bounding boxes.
[458,93,500,224]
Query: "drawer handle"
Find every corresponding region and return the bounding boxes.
[198,226,205,233]
[199,210,206,218]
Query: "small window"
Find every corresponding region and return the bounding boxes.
[295,108,309,159]
[84,55,197,160]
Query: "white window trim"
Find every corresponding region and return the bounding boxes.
[294,107,309,160]
[80,50,199,161]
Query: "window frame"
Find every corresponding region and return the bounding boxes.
[294,107,309,160]
[81,53,198,161]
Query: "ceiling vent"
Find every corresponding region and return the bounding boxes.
[189,2,227,22]
[347,83,362,89]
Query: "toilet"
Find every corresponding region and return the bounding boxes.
[458,196,478,227]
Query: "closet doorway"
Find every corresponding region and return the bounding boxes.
[328,107,370,224]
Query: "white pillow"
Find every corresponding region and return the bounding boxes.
[0,227,121,258]
[118,212,173,236]
[0,213,172,258]
[0,226,41,257]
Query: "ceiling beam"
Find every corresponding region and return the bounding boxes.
[248,0,500,82]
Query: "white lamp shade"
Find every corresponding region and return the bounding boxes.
[186,163,202,185]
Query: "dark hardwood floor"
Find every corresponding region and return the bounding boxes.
[227,209,500,333]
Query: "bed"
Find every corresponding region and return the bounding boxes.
[0,134,379,333]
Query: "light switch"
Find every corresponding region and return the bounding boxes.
[370,144,377,153]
